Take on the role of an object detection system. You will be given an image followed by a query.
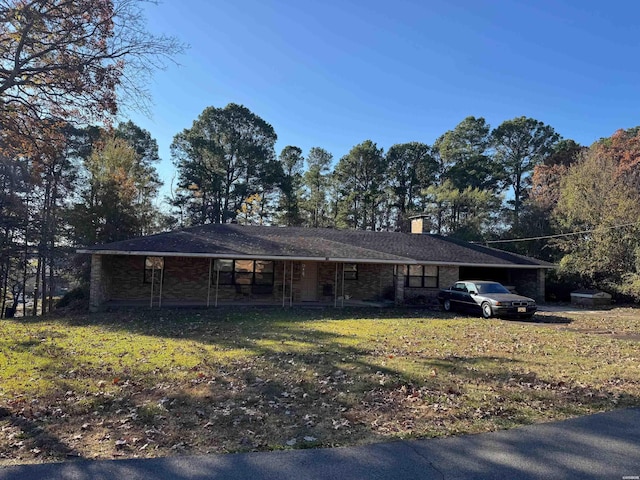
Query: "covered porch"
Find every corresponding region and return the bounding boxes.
[89,254,398,311]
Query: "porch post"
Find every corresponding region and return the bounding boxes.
[282,261,287,307]
[158,265,164,308]
[334,263,338,308]
[289,261,294,307]
[150,266,155,308]
[341,263,345,308]
[207,258,212,307]
[214,261,220,307]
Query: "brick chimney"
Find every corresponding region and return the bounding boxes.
[410,216,428,234]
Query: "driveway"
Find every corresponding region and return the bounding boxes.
[1,408,639,480]
[537,304,611,315]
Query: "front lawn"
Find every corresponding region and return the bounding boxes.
[1,307,639,465]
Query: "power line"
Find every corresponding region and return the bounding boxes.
[472,221,640,245]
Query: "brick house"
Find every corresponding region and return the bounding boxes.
[79,222,553,311]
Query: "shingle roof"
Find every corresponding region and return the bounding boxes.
[78,224,553,268]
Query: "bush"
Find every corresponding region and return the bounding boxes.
[56,286,89,311]
[613,274,640,303]
[545,271,581,302]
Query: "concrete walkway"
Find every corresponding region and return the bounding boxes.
[1,408,639,480]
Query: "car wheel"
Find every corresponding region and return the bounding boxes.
[443,299,451,312]
[481,302,493,319]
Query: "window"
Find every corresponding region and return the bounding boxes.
[406,265,438,288]
[213,259,234,285]
[234,259,254,285]
[212,259,274,286]
[343,263,358,280]
[254,260,275,285]
[452,282,467,292]
[143,256,164,283]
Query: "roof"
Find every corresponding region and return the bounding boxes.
[77,224,554,268]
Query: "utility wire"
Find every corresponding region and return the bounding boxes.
[472,221,640,245]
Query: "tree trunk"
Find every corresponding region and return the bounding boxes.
[514,174,521,230]
[39,173,52,315]
[22,194,29,317]
[32,254,41,316]
[1,253,8,318]
[48,169,59,313]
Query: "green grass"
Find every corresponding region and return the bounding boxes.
[1,307,639,464]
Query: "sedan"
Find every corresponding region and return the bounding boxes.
[438,281,537,319]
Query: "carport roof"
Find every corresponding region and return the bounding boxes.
[78,224,554,268]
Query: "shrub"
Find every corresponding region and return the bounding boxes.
[56,286,89,311]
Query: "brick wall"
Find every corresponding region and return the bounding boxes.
[344,263,394,301]
[97,256,396,306]
[511,269,545,301]
[439,266,459,288]
[108,256,284,303]
[537,270,546,303]
[317,262,338,301]
[89,254,111,312]
[92,255,546,307]
[395,266,405,305]
[403,265,459,304]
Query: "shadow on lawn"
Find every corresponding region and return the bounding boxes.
[0,406,79,460]
[2,310,400,462]
[2,408,640,480]
[4,307,635,466]
[512,313,572,324]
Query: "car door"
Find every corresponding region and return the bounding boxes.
[456,282,476,312]
[464,282,482,313]
[450,282,468,310]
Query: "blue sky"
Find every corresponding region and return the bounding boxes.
[127,0,640,201]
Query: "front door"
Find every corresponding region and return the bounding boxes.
[300,262,318,301]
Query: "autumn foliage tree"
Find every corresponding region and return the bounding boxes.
[554,134,640,298]
[507,139,584,260]
[71,137,140,244]
[590,127,640,190]
[0,0,182,316]
[0,0,183,151]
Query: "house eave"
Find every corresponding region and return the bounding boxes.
[76,249,411,265]
[422,261,556,269]
[77,249,554,268]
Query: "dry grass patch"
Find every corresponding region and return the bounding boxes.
[0,307,639,465]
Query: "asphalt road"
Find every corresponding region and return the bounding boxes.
[1,408,639,480]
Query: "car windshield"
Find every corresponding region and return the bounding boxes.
[476,283,510,294]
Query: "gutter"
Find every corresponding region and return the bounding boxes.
[75,249,411,265]
[76,249,554,268]
[419,261,556,269]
